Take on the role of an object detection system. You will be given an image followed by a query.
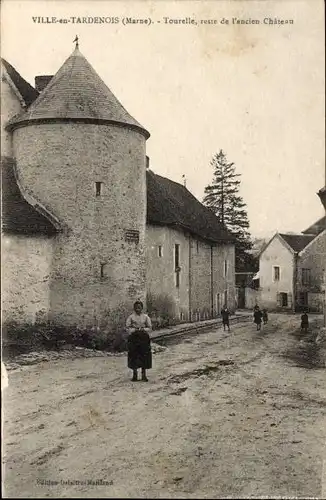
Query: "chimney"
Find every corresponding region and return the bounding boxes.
[146,156,150,169]
[35,75,53,92]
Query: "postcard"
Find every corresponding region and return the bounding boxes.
[1,1,325,498]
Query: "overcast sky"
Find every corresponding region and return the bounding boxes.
[2,0,325,238]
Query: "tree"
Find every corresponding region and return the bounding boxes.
[203,150,255,271]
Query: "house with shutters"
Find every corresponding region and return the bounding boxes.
[259,228,326,312]
[1,45,236,330]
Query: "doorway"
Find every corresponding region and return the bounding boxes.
[280,292,288,307]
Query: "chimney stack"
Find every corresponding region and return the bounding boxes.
[35,75,54,92]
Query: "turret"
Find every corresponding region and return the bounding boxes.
[7,45,150,327]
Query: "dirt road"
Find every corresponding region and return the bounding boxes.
[2,314,326,498]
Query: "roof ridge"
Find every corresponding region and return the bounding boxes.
[280,232,314,236]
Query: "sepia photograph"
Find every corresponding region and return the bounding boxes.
[1,0,325,498]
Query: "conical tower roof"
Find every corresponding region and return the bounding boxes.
[7,46,150,138]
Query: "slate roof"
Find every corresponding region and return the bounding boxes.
[1,157,58,235]
[1,58,39,106]
[146,170,234,243]
[2,166,232,242]
[7,47,150,138]
[302,215,326,236]
[279,233,316,253]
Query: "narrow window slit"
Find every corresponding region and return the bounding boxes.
[100,263,106,278]
[95,182,103,197]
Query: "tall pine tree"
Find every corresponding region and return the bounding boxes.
[203,150,255,271]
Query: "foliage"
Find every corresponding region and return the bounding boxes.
[203,150,253,270]
[1,303,132,357]
[146,292,177,329]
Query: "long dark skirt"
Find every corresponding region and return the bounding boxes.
[127,330,152,370]
[254,313,262,325]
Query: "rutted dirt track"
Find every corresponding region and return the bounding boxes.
[2,314,326,498]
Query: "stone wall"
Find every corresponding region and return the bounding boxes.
[2,234,53,324]
[296,231,326,306]
[12,122,147,327]
[212,243,236,316]
[146,225,190,319]
[146,225,236,321]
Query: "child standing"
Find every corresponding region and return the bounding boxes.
[253,306,263,331]
[126,301,152,382]
[221,305,231,332]
[301,311,309,333]
[262,309,268,325]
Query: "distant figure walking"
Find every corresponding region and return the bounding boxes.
[126,301,152,382]
[253,305,263,331]
[221,305,231,331]
[301,311,309,333]
[262,309,268,325]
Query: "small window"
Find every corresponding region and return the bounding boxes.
[158,245,163,257]
[175,244,180,270]
[224,260,228,277]
[176,271,180,288]
[100,262,107,279]
[302,268,311,286]
[95,182,103,197]
[175,244,180,288]
[273,266,280,281]
[196,241,199,254]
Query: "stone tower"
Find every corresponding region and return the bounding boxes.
[7,46,150,327]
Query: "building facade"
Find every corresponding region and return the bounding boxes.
[1,48,236,329]
[259,231,326,312]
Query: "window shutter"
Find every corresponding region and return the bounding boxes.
[288,292,293,308]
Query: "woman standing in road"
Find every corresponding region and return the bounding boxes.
[126,301,152,382]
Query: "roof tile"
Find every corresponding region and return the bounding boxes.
[1,58,39,106]
[279,233,316,252]
[1,157,58,235]
[7,48,149,138]
[146,171,233,243]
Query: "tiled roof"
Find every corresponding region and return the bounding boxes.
[2,163,233,242]
[302,215,326,236]
[2,164,232,242]
[279,233,316,253]
[7,47,150,138]
[1,157,58,235]
[146,170,234,243]
[1,58,39,106]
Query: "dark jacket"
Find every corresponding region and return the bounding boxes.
[221,308,230,323]
[254,310,263,324]
[301,314,309,326]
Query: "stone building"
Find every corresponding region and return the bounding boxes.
[259,231,326,312]
[1,47,236,329]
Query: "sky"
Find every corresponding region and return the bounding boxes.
[1,0,325,239]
